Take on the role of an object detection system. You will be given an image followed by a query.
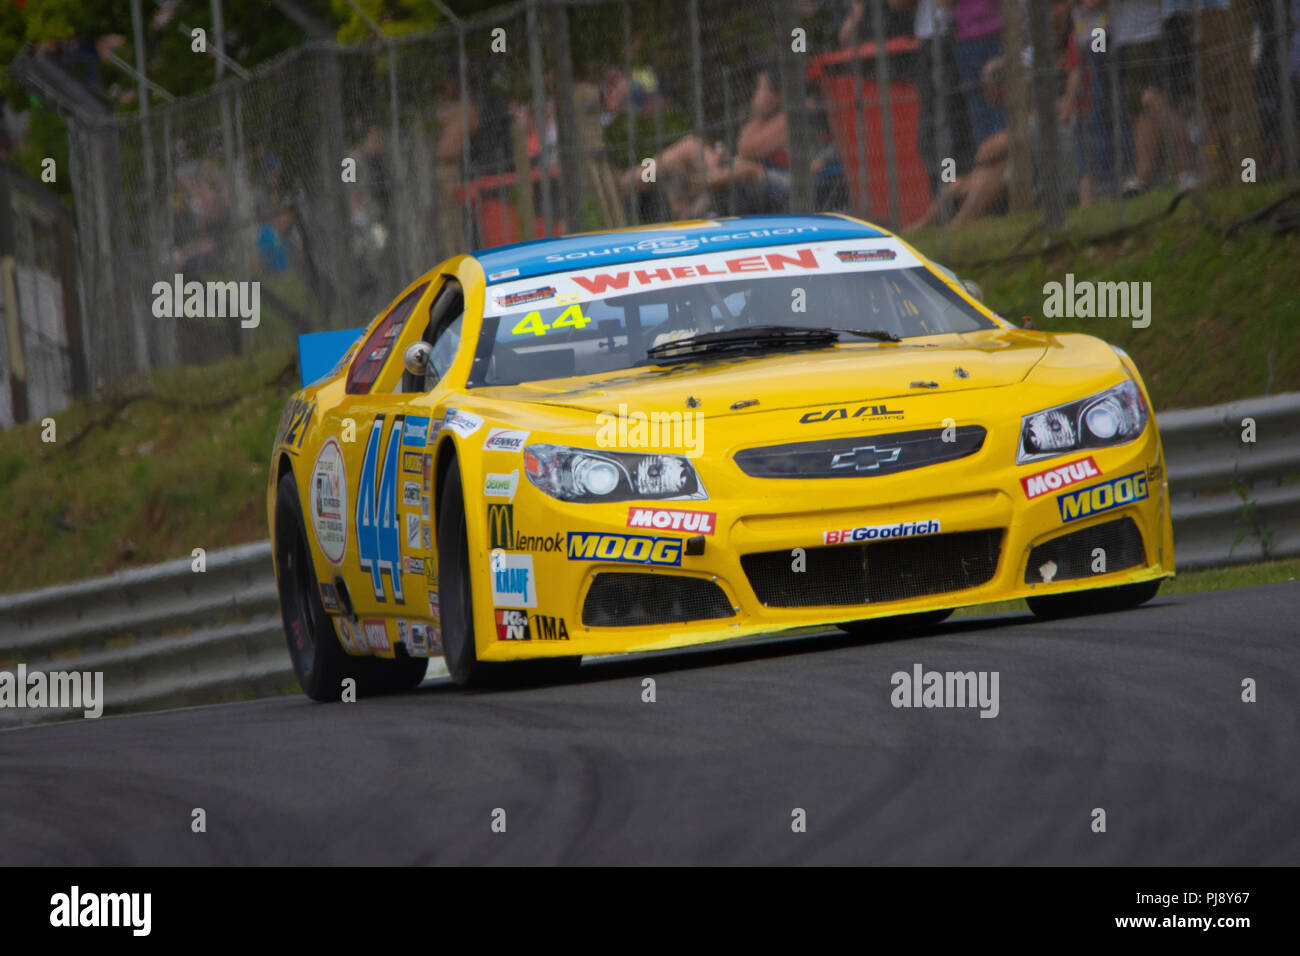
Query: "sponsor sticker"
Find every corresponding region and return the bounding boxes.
[406,622,429,657]
[427,625,443,654]
[422,454,432,491]
[483,428,530,453]
[442,408,484,439]
[422,524,432,551]
[532,614,570,641]
[428,589,440,619]
[487,502,514,549]
[402,556,425,575]
[495,286,556,307]
[406,513,421,548]
[799,404,903,424]
[489,551,536,608]
[488,267,520,281]
[363,619,389,652]
[566,532,683,566]
[1020,456,1101,500]
[823,519,941,545]
[319,582,341,612]
[402,450,424,474]
[495,608,531,641]
[627,506,716,535]
[835,248,896,262]
[424,558,436,585]
[1146,460,1163,486]
[484,470,519,500]
[1057,471,1148,523]
[309,438,348,565]
[402,416,429,448]
[335,616,358,653]
[403,481,422,507]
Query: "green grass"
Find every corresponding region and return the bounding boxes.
[907,178,1300,409]
[0,350,294,593]
[2,180,1298,594]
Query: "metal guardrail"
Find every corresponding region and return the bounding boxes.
[2,393,1296,726]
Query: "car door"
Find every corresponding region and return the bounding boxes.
[314,276,467,653]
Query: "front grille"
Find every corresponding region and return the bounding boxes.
[582,572,735,626]
[741,529,1003,607]
[734,426,986,479]
[1024,517,1146,584]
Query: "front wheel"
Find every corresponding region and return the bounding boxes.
[437,465,581,687]
[275,473,426,700]
[1027,579,1163,620]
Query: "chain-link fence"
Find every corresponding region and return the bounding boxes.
[0,163,84,428]
[41,0,1300,393]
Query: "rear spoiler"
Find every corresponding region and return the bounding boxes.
[297,328,365,387]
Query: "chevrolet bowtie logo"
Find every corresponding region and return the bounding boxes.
[829,444,902,471]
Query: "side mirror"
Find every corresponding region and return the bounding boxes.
[403,341,433,376]
[961,278,983,302]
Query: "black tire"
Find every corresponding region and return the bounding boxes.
[437,465,581,687]
[838,608,953,637]
[1027,578,1162,620]
[275,473,426,700]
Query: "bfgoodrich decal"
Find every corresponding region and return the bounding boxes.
[823,519,940,545]
[309,438,348,565]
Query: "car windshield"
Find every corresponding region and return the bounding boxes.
[468,240,997,387]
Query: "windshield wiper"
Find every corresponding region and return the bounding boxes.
[644,325,899,365]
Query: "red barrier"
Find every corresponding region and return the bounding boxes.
[450,167,564,248]
[808,38,931,226]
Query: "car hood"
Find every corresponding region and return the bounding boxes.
[471,328,1049,419]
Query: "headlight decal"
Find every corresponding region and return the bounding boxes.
[1017,380,1147,465]
[524,443,707,502]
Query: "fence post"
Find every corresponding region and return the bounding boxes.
[1001,0,1033,214]
[623,0,639,226]
[1030,1,1064,233]
[781,0,812,214]
[547,0,583,231]
[871,0,899,226]
[526,0,552,237]
[0,166,29,424]
[1275,0,1298,177]
[55,211,88,399]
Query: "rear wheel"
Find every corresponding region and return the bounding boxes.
[438,465,581,687]
[838,608,953,637]
[275,473,426,700]
[1027,579,1162,620]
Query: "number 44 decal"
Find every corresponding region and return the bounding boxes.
[357,414,404,603]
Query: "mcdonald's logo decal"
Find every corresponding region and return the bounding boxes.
[487,502,514,550]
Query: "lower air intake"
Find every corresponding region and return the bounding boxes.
[582,572,735,626]
[1025,517,1146,583]
[741,529,1003,607]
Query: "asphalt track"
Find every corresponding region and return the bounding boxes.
[1,582,1296,865]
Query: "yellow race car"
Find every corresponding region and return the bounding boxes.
[268,214,1173,696]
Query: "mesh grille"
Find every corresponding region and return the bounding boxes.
[741,530,1003,607]
[734,426,986,479]
[582,572,735,627]
[1025,517,1146,584]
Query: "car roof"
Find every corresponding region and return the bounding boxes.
[471,213,890,286]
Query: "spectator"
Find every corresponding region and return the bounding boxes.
[1113,0,1198,195]
[619,62,793,219]
[1162,0,1232,187]
[941,0,1007,146]
[908,0,977,189]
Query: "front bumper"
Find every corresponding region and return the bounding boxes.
[472,423,1175,660]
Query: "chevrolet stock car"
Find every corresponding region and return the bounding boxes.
[268,213,1174,697]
